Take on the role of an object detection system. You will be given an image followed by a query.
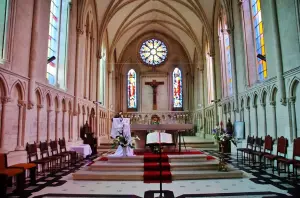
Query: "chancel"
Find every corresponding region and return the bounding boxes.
[1,0,300,197]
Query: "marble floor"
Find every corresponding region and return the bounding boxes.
[7,150,300,198]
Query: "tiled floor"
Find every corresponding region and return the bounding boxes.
[7,151,300,198]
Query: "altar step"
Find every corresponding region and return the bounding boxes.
[72,169,244,181]
[88,161,219,171]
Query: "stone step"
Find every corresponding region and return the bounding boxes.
[88,160,219,171]
[72,168,245,181]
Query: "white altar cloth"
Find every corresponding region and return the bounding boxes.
[109,118,135,157]
[70,144,92,158]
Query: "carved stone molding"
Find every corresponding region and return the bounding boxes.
[260,103,266,107]
[37,104,44,109]
[288,96,296,104]
[270,101,276,106]
[252,104,257,108]
[1,97,12,104]
[246,106,250,110]
[76,27,84,35]
[18,100,26,107]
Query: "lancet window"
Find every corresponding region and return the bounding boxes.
[47,0,71,88]
[172,67,183,108]
[0,0,9,60]
[127,69,137,109]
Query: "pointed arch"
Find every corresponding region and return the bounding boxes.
[289,78,300,97]
[127,69,137,109]
[10,80,25,101]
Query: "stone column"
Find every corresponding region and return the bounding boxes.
[55,110,59,140]
[246,106,251,137]
[36,104,43,143]
[289,97,297,139]
[47,109,52,142]
[0,97,11,149]
[210,53,219,126]
[265,1,286,105]
[28,0,42,109]
[270,101,277,139]
[227,29,239,112]
[261,103,267,137]
[62,110,67,138]
[68,111,73,141]
[16,101,26,151]
[253,104,258,137]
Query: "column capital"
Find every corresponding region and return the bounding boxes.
[76,27,84,35]
[246,106,250,110]
[37,104,43,109]
[47,109,53,113]
[270,101,276,106]
[260,103,266,107]
[1,96,12,104]
[288,96,296,104]
[252,104,257,108]
[18,100,27,107]
[62,110,68,113]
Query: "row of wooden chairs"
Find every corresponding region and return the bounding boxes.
[237,135,300,179]
[26,138,79,175]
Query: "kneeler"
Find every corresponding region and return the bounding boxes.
[0,153,26,196]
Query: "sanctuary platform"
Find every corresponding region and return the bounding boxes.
[72,150,245,182]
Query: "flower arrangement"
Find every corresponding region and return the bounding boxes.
[112,134,140,149]
[212,125,237,146]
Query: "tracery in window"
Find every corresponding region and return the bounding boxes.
[139,38,167,66]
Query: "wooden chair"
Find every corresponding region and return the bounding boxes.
[293,138,300,180]
[26,142,51,175]
[237,135,254,164]
[49,140,70,169]
[263,136,288,174]
[277,138,300,178]
[58,138,77,165]
[0,153,25,196]
[250,136,264,167]
[253,135,273,169]
[39,141,62,173]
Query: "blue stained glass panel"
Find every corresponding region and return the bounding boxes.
[173,68,183,108]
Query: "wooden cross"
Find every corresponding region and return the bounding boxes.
[145,80,164,110]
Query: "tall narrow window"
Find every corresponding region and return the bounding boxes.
[99,44,106,105]
[206,44,214,104]
[127,69,137,109]
[0,0,9,60]
[250,0,267,81]
[47,0,71,88]
[218,14,233,97]
[173,67,183,108]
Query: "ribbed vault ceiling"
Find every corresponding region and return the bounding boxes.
[95,0,216,62]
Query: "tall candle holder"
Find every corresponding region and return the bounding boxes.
[218,142,228,172]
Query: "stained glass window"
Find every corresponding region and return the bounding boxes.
[251,0,267,81]
[47,0,71,88]
[218,16,233,97]
[127,69,137,109]
[173,68,183,108]
[139,38,167,66]
[0,0,9,60]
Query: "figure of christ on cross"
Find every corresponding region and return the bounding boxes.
[145,80,164,110]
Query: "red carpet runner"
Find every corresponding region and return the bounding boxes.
[143,153,172,183]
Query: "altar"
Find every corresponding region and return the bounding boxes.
[131,123,193,151]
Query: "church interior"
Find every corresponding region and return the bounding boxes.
[1,0,300,197]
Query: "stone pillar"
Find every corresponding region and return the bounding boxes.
[227,29,239,112]
[270,101,277,139]
[36,104,43,143]
[261,103,267,137]
[289,97,297,139]
[16,101,26,151]
[68,111,73,141]
[47,109,52,142]
[28,0,41,109]
[0,97,11,149]
[264,0,286,105]
[55,110,59,140]
[210,53,219,126]
[253,104,258,137]
[62,110,67,138]
[246,106,251,137]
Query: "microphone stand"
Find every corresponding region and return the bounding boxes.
[157,130,163,198]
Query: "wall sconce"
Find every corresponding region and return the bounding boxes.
[257,54,266,62]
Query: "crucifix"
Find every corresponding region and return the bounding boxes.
[145,80,164,110]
